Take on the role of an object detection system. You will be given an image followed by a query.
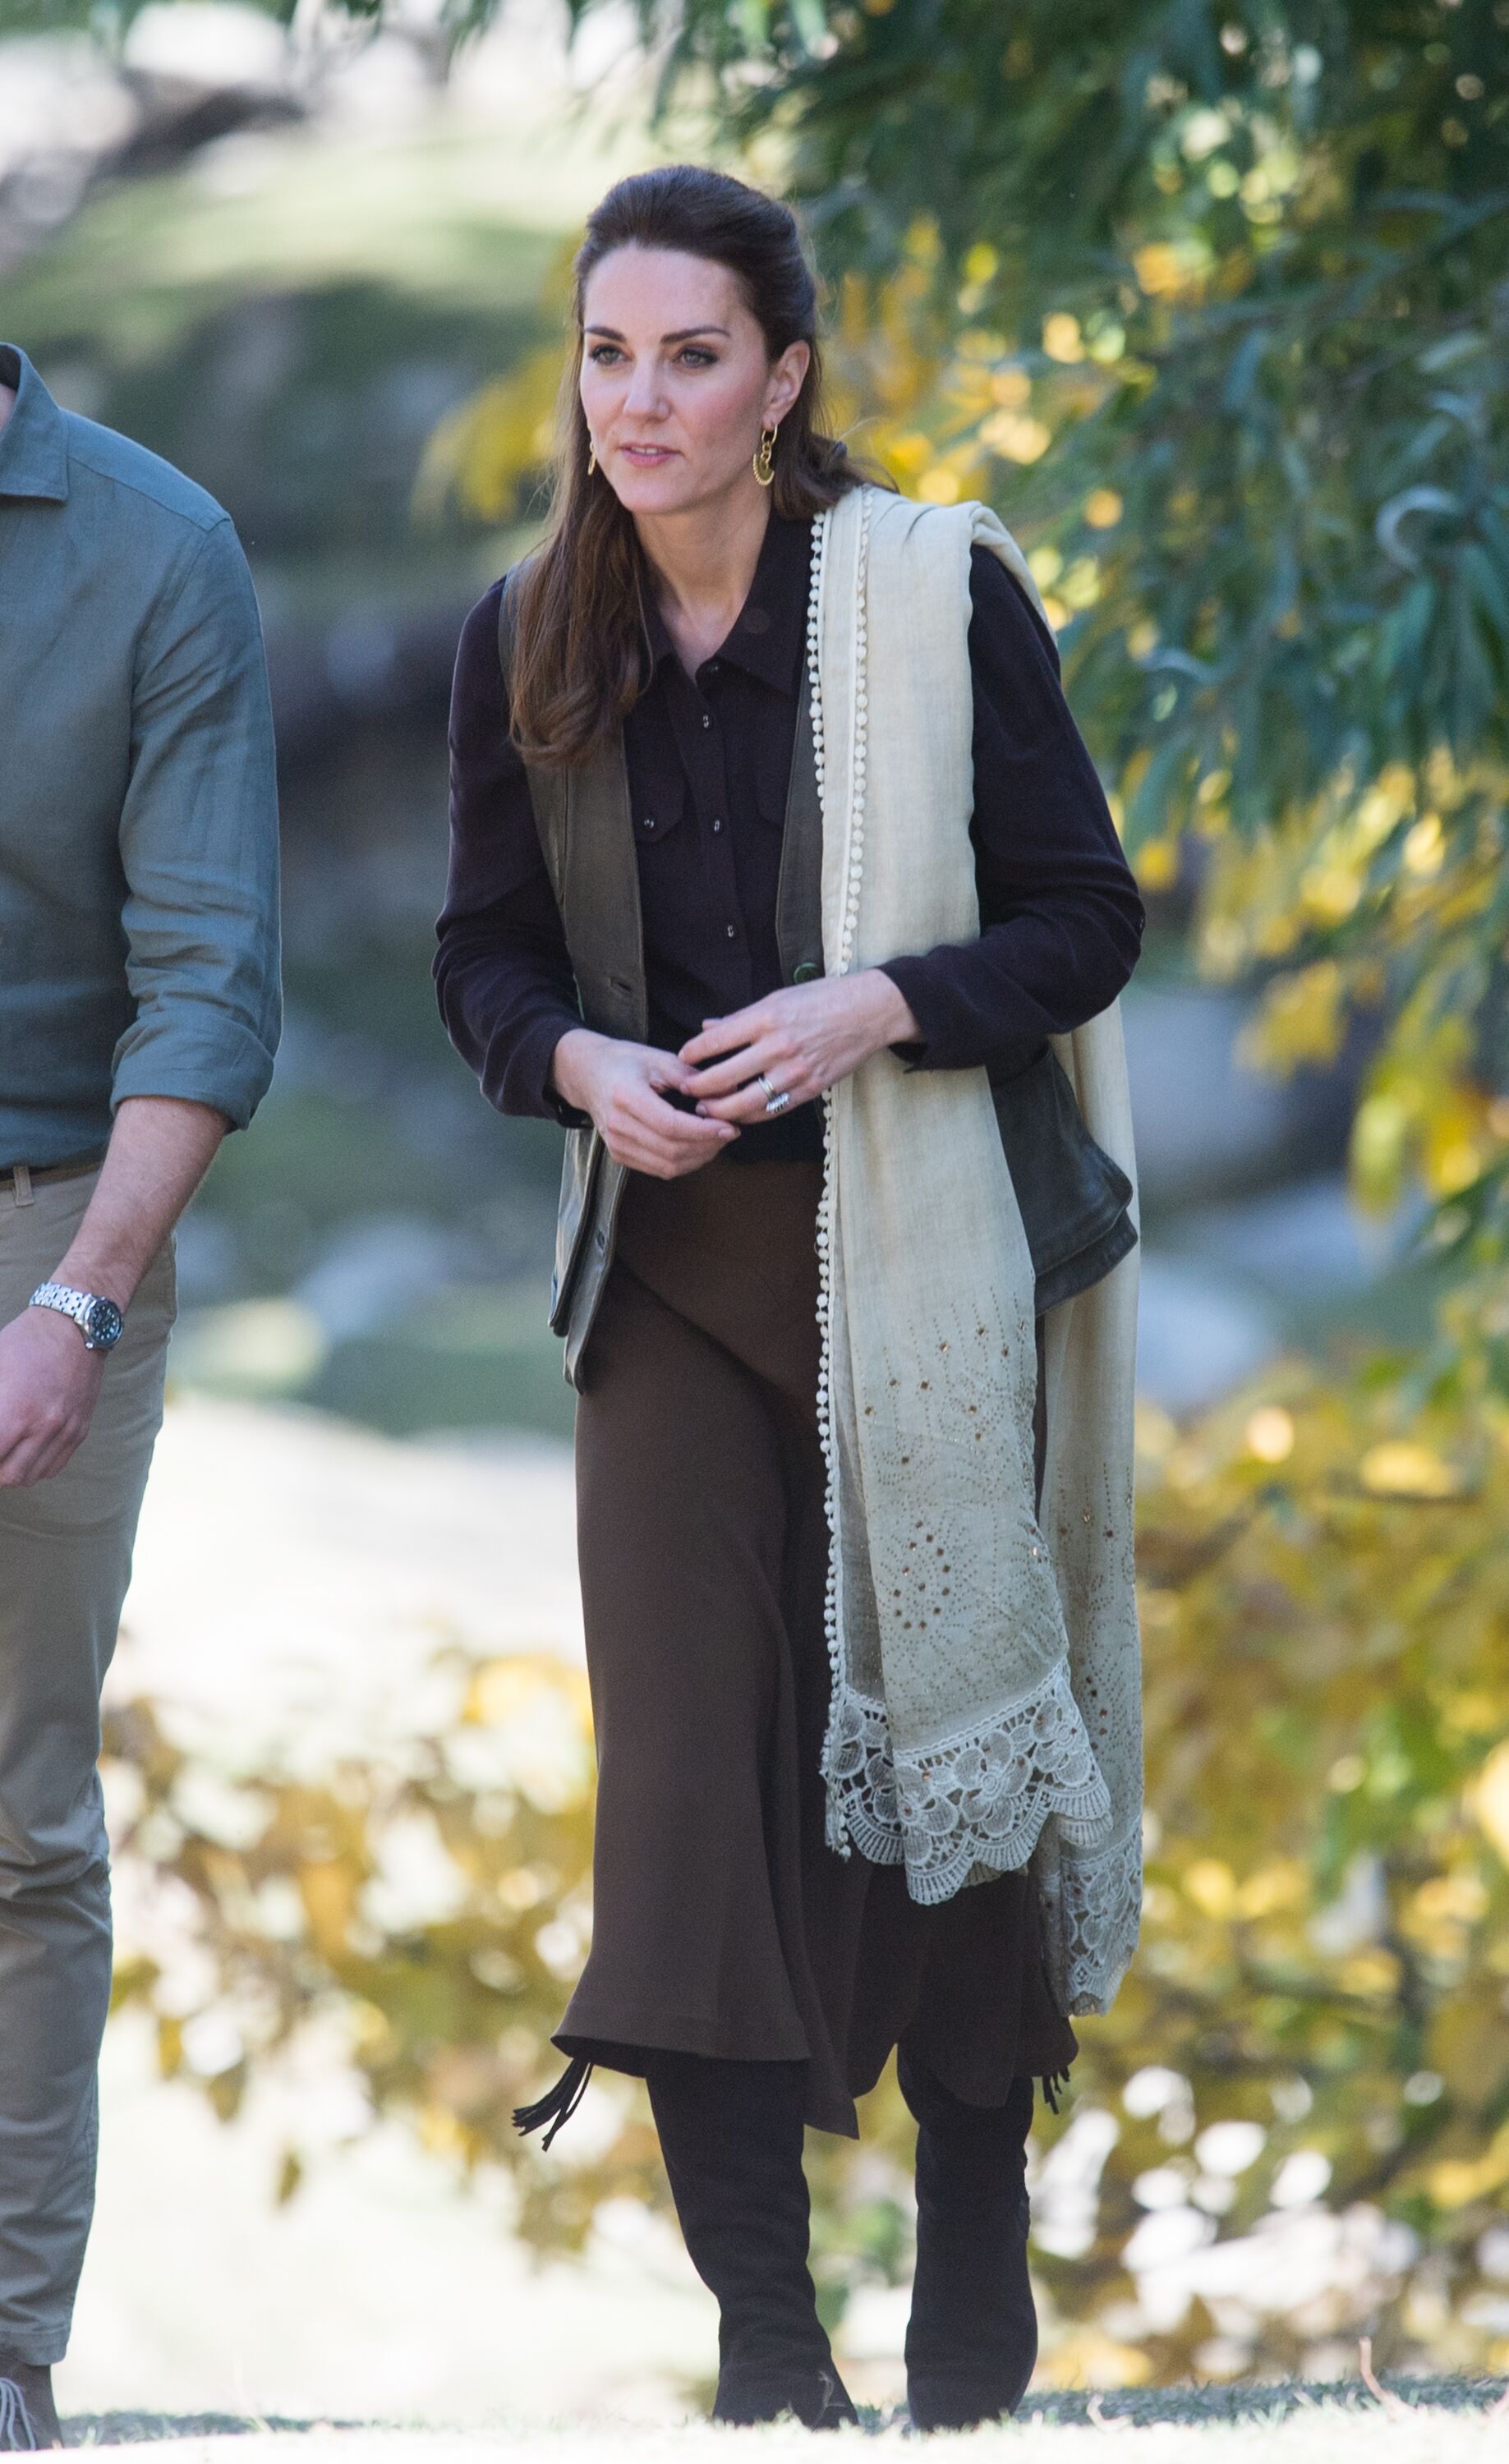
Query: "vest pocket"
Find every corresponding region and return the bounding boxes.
[550,1124,605,1335]
[988,1045,1135,1312]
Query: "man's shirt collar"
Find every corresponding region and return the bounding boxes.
[0,347,70,503]
[640,509,811,695]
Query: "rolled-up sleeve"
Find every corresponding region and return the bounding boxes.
[111,513,281,1128]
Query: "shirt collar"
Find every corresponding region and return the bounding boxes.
[641,509,812,695]
[0,347,71,503]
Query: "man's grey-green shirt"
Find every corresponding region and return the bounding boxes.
[0,345,280,1168]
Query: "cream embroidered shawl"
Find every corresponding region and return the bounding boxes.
[808,482,1143,2020]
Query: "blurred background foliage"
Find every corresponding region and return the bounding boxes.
[2,0,1507,2401]
[104,1362,1509,2382]
[426,0,1509,1400]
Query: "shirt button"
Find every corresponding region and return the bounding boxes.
[702,714,712,729]
[643,816,656,830]
[712,817,723,833]
[725,923,737,939]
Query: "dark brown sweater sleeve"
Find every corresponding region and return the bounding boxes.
[877,547,1144,1075]
[434,579,590,1126]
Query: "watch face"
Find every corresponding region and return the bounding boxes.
[84,1297,124,1349]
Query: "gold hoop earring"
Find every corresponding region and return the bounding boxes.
[753,424,777,488]
[587,438,598,476]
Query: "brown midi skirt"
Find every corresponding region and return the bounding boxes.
[556,1152,1079,2137]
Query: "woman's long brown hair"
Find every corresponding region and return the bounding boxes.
[509,163,878,768]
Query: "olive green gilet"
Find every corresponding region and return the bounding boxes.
[498,577,1135,1392]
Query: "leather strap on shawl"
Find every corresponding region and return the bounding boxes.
[808,485,1143,2020]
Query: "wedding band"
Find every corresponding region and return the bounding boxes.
[757,1072,791,1116]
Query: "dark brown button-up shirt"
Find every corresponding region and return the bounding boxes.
[437,504,1143,1163]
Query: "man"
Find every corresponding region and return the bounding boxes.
[0,345,281,2448]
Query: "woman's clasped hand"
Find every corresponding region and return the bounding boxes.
[550,1027,734,1177]
[551,968,919,1177]
[683,968,919,1124]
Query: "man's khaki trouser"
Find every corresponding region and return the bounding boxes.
[0,1168,174,2365]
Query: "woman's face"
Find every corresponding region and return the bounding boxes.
[579,243,810,517]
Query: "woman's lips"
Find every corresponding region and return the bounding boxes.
[619,444,678,462]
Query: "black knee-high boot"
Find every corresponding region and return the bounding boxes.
[644,2049,859,2430]
[899,2048,1038,2432]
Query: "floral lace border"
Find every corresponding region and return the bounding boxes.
[820,1655,1114,1907]
[1053,1824,1144,2016]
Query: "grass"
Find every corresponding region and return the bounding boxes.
[53,2376,1509,2461]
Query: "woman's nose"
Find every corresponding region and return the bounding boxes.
[622,367,668,417]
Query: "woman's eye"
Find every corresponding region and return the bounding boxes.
[678,347,716,368]
[588,344,623,365]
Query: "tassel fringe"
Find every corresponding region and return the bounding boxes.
[1039,2066,1072,2117]
[513,2053,594,2153]
[0,2379,39,2453]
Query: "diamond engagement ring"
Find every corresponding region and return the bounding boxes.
[757,1073,791,1116]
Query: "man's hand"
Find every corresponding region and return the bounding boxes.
[551,1027,740,1179]
[0,1306,108,1488]
[677,970,921,1124]
[0,1094,228,1487]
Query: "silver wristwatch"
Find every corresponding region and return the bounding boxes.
[29,1280,125,1352]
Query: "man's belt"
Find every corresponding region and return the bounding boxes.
[0,1151,108,1198]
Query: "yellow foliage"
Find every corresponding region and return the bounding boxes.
[1299,858,1363,922]
[1042,311,1084,363]
[1428,2119,1509,2209]
[918,467,962,503]
[1134,838,1178,897]
[1404,814,1446,876]
[1131,238,1213,300]
[1351,1092,1410,1207]
[1184,1857,1238,1916]
[1473,1741,1509,1866]
[299,1858,358,1957]
[1234,1860,1304,1916]
[980,409,1051,462]
[1411,1871,1488,1927]
[1058,555,1102,610]
[1244,1404,1294,1463]
[1042,2330,1156,2390]
[1338,1948,1402,1997]
[415,350,563,527]
[1239,961,1347,1075]
[1358,1441,1463,1499]
[885,430,933,474]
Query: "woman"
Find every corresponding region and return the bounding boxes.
[437,163,1145,2432]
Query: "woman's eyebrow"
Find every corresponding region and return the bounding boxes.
[584,324,732,343]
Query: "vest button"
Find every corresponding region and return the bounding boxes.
[793,960,821,983]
